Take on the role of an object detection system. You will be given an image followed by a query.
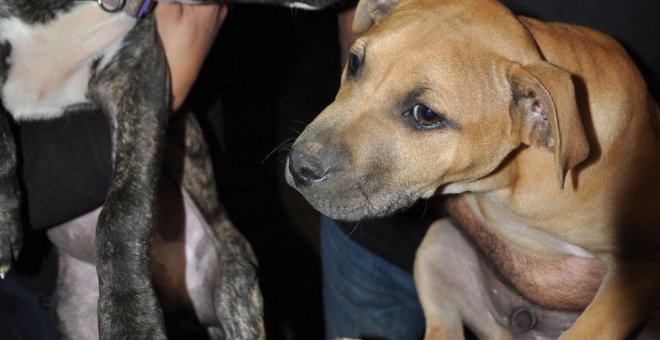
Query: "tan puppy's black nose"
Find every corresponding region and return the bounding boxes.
[288,148,328,187]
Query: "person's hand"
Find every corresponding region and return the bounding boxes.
[155,3,228,111]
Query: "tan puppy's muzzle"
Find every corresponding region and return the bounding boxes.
[286,126,420,221]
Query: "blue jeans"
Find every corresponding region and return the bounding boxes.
[0,278,58,340]
[321,217,425,340]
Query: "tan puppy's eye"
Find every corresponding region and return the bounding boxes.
[347,53,362,78]
[411,104,446,128]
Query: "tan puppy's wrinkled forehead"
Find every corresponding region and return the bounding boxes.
[359,0,539,60]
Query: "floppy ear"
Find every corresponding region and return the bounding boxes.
[352,0,401,34]
[509,62,590,189]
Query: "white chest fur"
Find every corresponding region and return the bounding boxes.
[0,3,136,121]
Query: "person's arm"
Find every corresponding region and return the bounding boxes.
[156,3,228,110]
[21,4,228,230]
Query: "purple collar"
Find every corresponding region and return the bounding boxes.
[96,0,156,19]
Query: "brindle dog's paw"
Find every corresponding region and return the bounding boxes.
[0,220,22,277]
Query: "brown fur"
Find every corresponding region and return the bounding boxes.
[287,0,660,338]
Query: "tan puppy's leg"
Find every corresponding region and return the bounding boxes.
[559,261,660,340]
[415,219,513,340]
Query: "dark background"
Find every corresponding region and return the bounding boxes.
[188,4,346,339]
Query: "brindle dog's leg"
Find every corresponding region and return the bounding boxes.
[88,15,169,339]
[165,111,265,339]
[49,111,264,339]
[0,107,21,277]
[0,39,21,275]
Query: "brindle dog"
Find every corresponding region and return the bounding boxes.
[0,0,331,338]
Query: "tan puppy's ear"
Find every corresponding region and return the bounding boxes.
[352,0,401,34]
[509,62,590,189]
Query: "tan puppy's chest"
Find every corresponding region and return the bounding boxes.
[446,195,605,310]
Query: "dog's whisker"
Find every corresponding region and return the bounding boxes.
[265,151,295,181]
[421,200,428,219]
[261,138,295,165]
[267,159,289,178]
[288,127,303,136]
[291,120,309,127]
[345,222,362,239]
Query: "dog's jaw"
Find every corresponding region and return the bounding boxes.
[284,131,439,221]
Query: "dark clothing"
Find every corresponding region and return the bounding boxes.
[336,200,441,273]
[16,110,112,230]
[0,278,58,340]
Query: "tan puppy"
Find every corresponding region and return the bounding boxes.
[285,0,660,338]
